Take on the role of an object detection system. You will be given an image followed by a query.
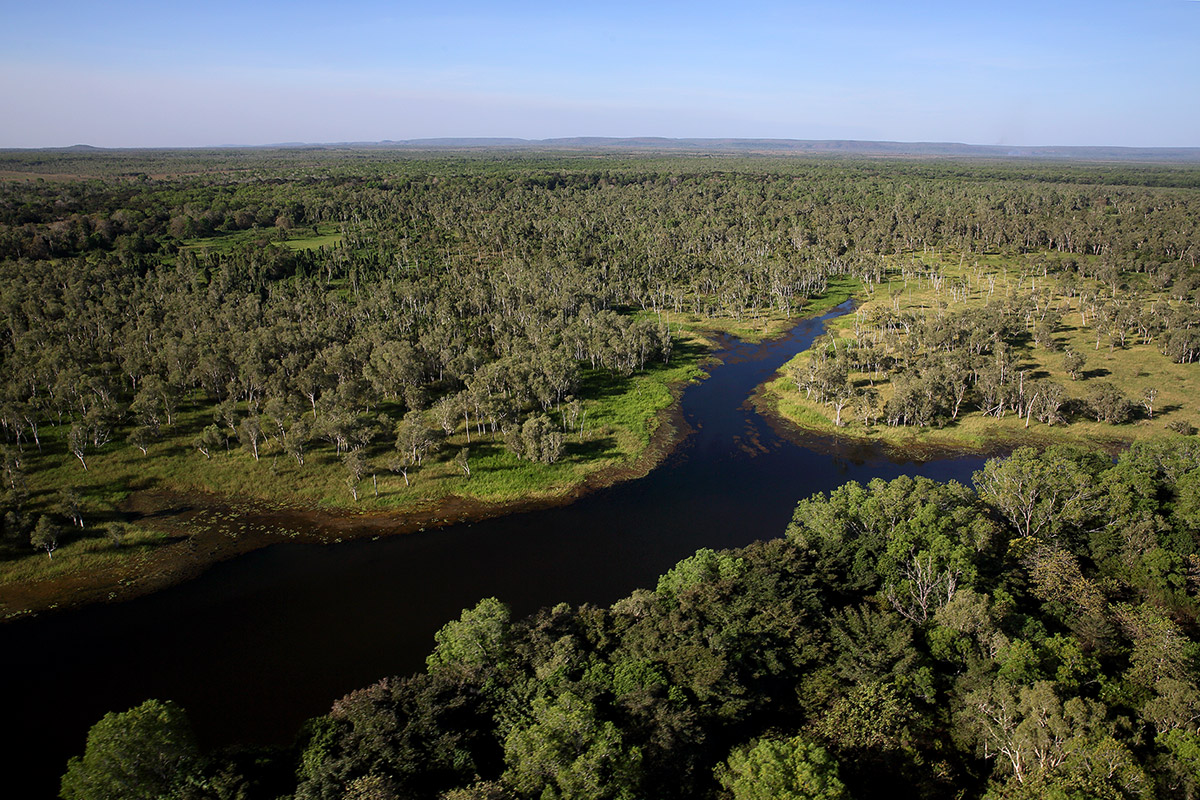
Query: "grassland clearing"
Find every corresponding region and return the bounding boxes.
[765,251,1199,452]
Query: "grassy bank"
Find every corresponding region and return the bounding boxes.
[764,251,1200,453]
[1,321,725,612]
[0,281,865,614]
[656,275,859,343]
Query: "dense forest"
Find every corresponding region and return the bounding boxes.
[2,150,1199,797]
[3,151,1199,574]
[59,442,1200,799]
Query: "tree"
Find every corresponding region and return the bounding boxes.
[1142,387,1158,420]
[1088,382,1134,424]
[343,450,366,502]
[1033,315,1060,352]
[68,423,89,470]
[394,411,440,480]
[57,487,85,529]
[127,425,155,456]
[237,416,264,461]
[31,514,59,558]
[957,678,1105,787]
[1062,349,1086,381]
[505,414,564,463]
[716,735,849,800]
[431,394,460,436]
[974,447,1104,542]
[503,691,642,800]
[426,597,511,678]
[60,699,199,800]
[815,680,917,757]
[655,547,746,601]
[282,418,311,466]
[194,424,224,460]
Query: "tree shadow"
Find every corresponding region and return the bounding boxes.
[565,436,619,461]
[577,339,708,402]
[1083,368,1111,379]
[664,338,709,364]
[578,371,633,400]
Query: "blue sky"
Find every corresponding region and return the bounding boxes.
[1,1,1196,148]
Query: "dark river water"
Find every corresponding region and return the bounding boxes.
[1,301,990,796]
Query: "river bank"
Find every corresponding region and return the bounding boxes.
[1,287,863,621]
[0,294,993,800]
[758,253,1198,456]
[0,379,694,620]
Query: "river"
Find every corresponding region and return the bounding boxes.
[1,301,990,796]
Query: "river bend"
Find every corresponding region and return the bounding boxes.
[1,301,988,795]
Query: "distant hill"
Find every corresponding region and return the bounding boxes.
[11,138,1200,163]
[385,137,1200,162]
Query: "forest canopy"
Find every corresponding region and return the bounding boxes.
[3,149,1200,797]
[3,152,1197,571]
[61,441,1200,799]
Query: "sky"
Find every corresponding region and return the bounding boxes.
[1,0,1197,149]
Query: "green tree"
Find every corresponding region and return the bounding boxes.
[127,425,156,456]
[1062,349,1086,380]
[56,486,85,529]
[655,547,746,601]
[343,449,366,502]
[427,597,511,678]
[237,415,264,461]
[31,514,59,558]
[194,424,224,460]
[716,735,849,800]
[503,691,642,800]
[60,699,199,800]
[393,411,440,484]
[68,422,89,470]
[974,446,1105,543]
[1088,382,1134,424]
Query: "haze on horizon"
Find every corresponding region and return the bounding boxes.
[1,0,1197,150]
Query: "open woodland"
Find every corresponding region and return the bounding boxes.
[768,248,1200,450]
[2,148,1200,798]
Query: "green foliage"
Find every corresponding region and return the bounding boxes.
[31,513,60,557]
[655,548,747,600]
[788,474,993,620]
[974,446,1106,543]
[60,699,198,800]
[1089,383,1135,424]
[427,597,513,678]
[813,681,917,757]
[55,416,1200,799]
[12,149,1200,605]
[295,674,499,800]
[502,691,642,800]
[716,735,849,800]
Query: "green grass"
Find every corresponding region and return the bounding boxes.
[0,526,168,588]
[282,230,344,251]
[764,252,1200,452]
[650,275,861,344]
[2,324,711,591]
[181,224,343,254]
